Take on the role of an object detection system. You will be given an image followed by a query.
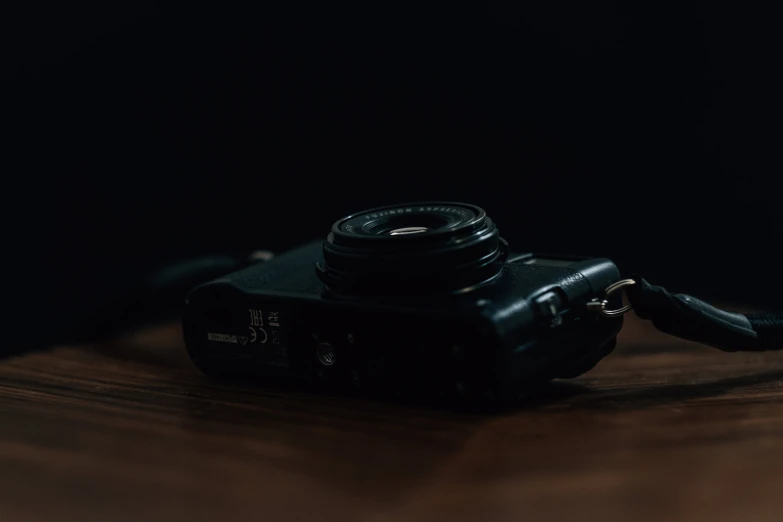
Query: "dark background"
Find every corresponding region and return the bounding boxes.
[6,3,781,349]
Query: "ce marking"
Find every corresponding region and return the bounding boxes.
[249,326,268,344]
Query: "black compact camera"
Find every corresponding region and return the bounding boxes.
[183,203,624,402]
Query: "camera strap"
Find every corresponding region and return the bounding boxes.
[589,278,783,351]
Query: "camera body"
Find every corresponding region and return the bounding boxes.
[183,203,623,402]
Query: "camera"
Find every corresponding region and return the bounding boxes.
[183,202,624,402]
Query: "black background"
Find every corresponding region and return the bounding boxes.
[6,3,781,348]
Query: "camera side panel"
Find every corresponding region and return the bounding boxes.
[478,255,624,388]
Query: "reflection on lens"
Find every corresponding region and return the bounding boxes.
[389,227,429,235]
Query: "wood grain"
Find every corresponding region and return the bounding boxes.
[2,315,783,522]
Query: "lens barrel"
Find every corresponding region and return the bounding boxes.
[316,202,508,296]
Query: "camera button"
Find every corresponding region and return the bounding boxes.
[534,291,563,325]
[316,342,336,366]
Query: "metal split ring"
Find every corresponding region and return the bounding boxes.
[586,278,636,318]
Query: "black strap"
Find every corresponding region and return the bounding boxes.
[626,278,783,351]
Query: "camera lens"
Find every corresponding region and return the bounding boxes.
[316,202,508,296]
[336,203,475,238]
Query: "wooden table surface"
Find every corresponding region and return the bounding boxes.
[2,314,783,522]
